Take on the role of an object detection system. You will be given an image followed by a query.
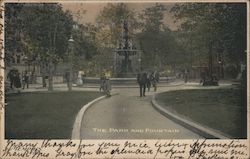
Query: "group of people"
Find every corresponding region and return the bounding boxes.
[7,69,30,90]
[200,71,219,86]
[137,70,159,97]
[99,70,159,97]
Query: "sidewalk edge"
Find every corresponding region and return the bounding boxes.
[151,93,231,139]
[71,92,118,139]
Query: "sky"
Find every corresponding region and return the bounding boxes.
[61,2,180,30]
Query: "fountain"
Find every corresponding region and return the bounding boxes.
[114,19,141,77]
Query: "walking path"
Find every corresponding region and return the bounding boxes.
[79,84,208,139]
[6,79,234,139]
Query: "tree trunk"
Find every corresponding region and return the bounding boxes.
[48,58,53,91]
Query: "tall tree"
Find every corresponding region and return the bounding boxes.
[137,3,183,71]
[140,3,167,33]
[171,3,247,77]
[96,3,139,47]
[5,3,74,90]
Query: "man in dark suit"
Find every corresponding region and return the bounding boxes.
[137,71,148,97]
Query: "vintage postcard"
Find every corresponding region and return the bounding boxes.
[0,0,249,158]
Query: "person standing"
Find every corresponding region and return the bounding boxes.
[151,70,159,92]
[200,71,206,85]
[184,69,188,83]
[22,70,29,89]
[100,72,105,92]
[81,71,86,84]
[65,71,70,88]
[13,69,21,90]
[146,73,151,91]
[137,71,147,97]
[103,76,111,97]
[76,71,83,86]
[7,69,15,89]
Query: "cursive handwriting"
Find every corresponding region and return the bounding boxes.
[154,140,188,158]
[1,139,248,158]
[110,141,153,156]
[2,140,49,158]
[41,139,77,149]
[55,140,93,158]
[189,139,248,159]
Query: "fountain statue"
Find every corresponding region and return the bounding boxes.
[114,19,141,77]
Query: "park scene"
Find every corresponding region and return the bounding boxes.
[4,2,247,139]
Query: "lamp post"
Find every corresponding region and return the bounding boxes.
[68,36,74,91]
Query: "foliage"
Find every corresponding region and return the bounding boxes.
[96,3,140,47]
[137,4,186,72]
[171,3,247,65]
[139,3,167,33]
[5,3,74,65]
[138,29,186,70]
[72,23,98,59]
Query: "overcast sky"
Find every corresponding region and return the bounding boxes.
[61,2,180,30]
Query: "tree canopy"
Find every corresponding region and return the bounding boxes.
[5,3,73,65]
[5,3,247,78]
[171,3,247,65]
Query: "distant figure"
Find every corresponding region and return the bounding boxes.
[42,75,47,88]
[151,70,159,92]
[76,71,83,86]
[200,71,206,85]
[137,71,147,97]
[22,70,29,89]
[14,70,21,91]
[81,71,86,84]
[146,73,151,92]
[100,73,105,92]
[8,69,21,90]
[184,69,188,83]
[103,76,111,97]
[65,71,70,88]
[7,69,15,89]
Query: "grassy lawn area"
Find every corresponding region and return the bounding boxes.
[5,91,104,139]
[156,88,247,138]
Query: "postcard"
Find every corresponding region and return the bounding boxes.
[0,0,249,158]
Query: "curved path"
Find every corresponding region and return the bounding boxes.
[80,84,203,139]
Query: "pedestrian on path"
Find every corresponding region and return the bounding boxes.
[8,69,21,92]
[22,70,29,89]
[200,71,206,85]
[151,70,159,92]
[100,72,105,92]
[103,76,111,97]
[137,71,147,97]
[65,71,70,88]
[184,69,188,83]
[146,73,151,92]
[7,69,15,89]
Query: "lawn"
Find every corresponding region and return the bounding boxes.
[156,88,247,138]
[5,91,104,139]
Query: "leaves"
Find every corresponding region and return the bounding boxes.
[5,3,74,66]
[140,3,167,33]
[96,3,140,47]
[171,3,247,65]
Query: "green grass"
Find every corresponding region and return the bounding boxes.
[156,88,247,138]
[5,91,104,139]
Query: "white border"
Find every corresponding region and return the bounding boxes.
[0,1,249,158]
